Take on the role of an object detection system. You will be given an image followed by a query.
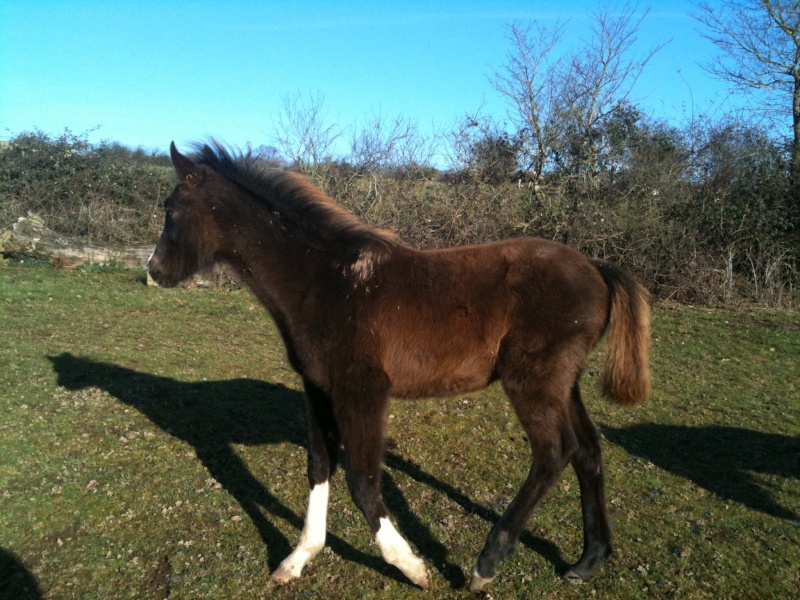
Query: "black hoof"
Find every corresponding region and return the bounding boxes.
[563,569,589,585]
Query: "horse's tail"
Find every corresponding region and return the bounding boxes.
[592,260,651,407]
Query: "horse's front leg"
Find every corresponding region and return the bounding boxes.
[272,381,340,583]
[338,380,430,589]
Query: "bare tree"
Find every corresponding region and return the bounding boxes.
[490,3,666,179]
[490,20,566,179]
[557,4,666,176]
[253,144,285,164]
[350,111,435,173]
[272,91,342,168]
[347,111,437,206]
[693,0,800,183]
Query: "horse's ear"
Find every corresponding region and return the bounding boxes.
[170,142,201,184]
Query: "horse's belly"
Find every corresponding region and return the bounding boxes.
[385,342,498,399]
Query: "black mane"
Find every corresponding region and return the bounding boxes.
[191,141,398,249]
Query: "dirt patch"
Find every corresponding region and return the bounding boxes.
[146,554,172,600]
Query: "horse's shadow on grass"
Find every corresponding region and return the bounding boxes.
[0,547,43,600]
[602,423,799,520]
[48,353,568,589]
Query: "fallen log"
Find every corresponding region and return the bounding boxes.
[2,213,154,270]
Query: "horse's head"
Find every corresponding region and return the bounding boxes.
[148,142,223,287]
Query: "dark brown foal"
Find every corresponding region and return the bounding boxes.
[148,142,651,592]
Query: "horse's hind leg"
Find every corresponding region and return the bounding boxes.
[272,380,340,583]
[564,383,612,583]
[469,377,576,592]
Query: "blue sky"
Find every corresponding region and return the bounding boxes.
[1,1,746,163]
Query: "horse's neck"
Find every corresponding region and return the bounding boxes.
[222,214,342,318]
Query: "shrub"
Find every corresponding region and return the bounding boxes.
[0,129,172,245]
[1,124,797,306]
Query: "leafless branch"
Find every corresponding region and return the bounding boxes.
[272,91,343,168]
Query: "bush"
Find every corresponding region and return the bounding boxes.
[0,129,172,245]
[1,124,797,307]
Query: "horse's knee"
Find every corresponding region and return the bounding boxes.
[307,446,337,487]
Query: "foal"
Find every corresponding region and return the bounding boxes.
[147,142,651,592]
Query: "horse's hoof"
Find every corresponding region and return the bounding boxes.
[468,571,494,592]
[270,565,298,584]
[405,565,430,590]
[563,569,588,585]
[415,570,431,590]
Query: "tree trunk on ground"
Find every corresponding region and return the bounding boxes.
[2,214,154,269]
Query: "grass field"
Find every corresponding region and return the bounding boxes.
[1,261,798,599]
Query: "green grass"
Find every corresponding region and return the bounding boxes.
[1,262,798,599]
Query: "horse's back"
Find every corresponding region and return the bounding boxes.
[424,237,608,323]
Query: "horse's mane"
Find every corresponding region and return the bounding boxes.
[191,142,399,250]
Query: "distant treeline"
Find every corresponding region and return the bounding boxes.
[0,122,797,307]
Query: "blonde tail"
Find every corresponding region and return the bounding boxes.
[593,260,651,406]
